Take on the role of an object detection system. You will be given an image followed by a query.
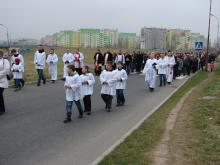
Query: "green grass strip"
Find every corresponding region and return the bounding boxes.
[98,71,208,165]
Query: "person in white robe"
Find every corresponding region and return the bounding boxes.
[157,53,168,86]
[114,62,128,106]
[10,49,25,87]
[11,58,24,91]
[34,45,46,86]
[62,49,74,80]
[115,50,125,65]
[73,49,84,75]
[143,52,158,92]
[0,50,10,115]
[166,51,176,84]
[46,48,58,83]
[100,63,116,112]
[64,65,84,123]
[80,66,95,115]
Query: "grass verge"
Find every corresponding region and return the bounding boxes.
[98,71,208,165]
[186,64,220,164]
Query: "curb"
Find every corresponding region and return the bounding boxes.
[90,75,192,165]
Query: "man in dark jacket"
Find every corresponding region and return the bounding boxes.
[94,49,104,76]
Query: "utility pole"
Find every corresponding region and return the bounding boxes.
[206,0,212,71]
[211,13,220,48]
[0,24,10,57]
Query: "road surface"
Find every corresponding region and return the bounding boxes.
[0,74,187,165]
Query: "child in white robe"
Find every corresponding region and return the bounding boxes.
[114,62,128,106]
[100,63,116,112]
[80,66,95,115]
[11,58,24,92]
[64,65,83,123]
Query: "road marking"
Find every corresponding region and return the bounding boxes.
[90,77,190,165]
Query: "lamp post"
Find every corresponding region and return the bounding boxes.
[211,13,219,48]
[205,0,212,71]
[0,24,10,56]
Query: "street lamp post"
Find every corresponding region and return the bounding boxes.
[0,24,10,56]
[206,0,212,71]
[211,14,219,48]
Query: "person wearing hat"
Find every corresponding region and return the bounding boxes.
[11,49,25,87]
[34,45,46,86]
[0,50,10,115]
[114,62,128,106]
[46,48,58,83]
[11,58,24,92]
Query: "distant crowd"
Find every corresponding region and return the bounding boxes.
[0,46,219,122]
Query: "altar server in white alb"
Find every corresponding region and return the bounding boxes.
[62,49,74,80]
[63,65,84,123]
[115,50,125,65]
[100,63,116,112]
[157,53,168,87]
[11,49,25,87]
[46,48,58,83]
[166,51,176,84]
[114,62,127,106]
[74,49,84,75]
[34,45,46,86]
[80,66,95,115]
[143,52,158,92]
[11,58,24,92]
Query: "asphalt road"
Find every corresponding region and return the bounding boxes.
[0,74,187,165]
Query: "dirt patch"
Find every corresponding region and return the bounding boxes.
[151,76,211,165]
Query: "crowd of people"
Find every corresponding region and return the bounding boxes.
[0,46,218,122]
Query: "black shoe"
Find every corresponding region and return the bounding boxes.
[116,103,121,107]
[0,111,5,116]
[107,109,111,112]
[21,81,25,87]
[121,102,125,106]
[62,78,66,81]
[87,112,91,115]
[63,118,72,123]
[78,114,83,118]
[43,79,46,84]
[37,84,41,86]
[51,80,55,83]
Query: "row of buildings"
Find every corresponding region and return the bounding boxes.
[41,28,206,51]
[41,29,138,49]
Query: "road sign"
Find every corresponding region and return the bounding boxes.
[195,42,203,51]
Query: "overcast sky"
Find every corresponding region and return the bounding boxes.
[0,0,219,42]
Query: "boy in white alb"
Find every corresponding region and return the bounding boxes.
[62,49,74,80]
[80,66,95,115]
[114,62,127,106]
[46,48,58,83]
[11,49,25,87]
[100,63,116,112]
[64,65,83,123]
[34,45,46,86]
[11,58,24,92]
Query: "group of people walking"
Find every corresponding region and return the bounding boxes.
[0,46,218,120]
